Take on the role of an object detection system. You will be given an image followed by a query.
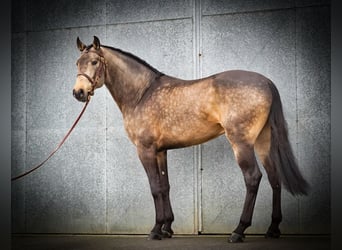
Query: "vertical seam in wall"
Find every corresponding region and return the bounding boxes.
[24,30,28,233]
[24,0,30,233]
[193,0,202,234]
[294,5,301,234]
[192,0,198,234]
[105,0,108,234]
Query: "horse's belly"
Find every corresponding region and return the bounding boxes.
[158,122,224,150]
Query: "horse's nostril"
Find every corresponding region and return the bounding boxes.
[73,89,86,100]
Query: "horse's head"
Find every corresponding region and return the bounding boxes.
[73,36,106,102]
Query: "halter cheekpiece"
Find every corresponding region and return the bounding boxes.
[76,49,106,95]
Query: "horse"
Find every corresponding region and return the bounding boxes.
[72,36,309,243]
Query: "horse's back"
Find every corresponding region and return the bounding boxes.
[211,70,272,88]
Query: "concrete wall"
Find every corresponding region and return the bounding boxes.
[12,0,330,234]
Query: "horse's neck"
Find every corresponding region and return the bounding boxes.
[103,48,157,113]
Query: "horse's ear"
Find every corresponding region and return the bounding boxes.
[77,37,86,52]
[93,36,101,50]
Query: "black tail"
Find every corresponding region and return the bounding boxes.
[268,81,310,196]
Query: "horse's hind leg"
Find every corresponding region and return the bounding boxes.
[255,123,282,238]
[228,140,262,243]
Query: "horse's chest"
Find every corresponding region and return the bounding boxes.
[122,112,159,147]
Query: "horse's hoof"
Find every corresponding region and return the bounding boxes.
[162,229,173,238]
[228,232,244,243]
[148,232,162,240]
[265,228,281,238]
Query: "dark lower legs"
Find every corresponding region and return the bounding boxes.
[137,139,282,242]
[229,143,262,243]
[264,157,282,238]
[138,148,174,240]
[157,151,174,238]
[255,124,282,239]
[228,141,283,243]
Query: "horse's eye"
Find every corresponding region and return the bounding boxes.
[91,60,98,66]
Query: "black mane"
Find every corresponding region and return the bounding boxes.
[102,45,164,76]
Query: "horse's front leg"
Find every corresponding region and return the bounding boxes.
[137,146,167,240]
[157,151,174,238]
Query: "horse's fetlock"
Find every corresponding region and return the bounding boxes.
[239,220,251,228]
[271,215,282,224]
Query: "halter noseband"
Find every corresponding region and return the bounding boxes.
[76,49,106,95]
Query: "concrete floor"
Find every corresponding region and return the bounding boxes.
[12,234,330,250]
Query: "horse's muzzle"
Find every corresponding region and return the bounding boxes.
[73,88,88,102]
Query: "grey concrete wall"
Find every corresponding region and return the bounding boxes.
[11,0,330,234]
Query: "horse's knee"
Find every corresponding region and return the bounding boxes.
[150,184,170,197]
[161,184,170,196]
[149,182,162,198]
[246,174,262,193]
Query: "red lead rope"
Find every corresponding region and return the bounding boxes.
[11,99,90,182]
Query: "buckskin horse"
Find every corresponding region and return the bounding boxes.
[72,36,309,243]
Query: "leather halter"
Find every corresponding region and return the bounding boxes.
[76,49,106,95]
